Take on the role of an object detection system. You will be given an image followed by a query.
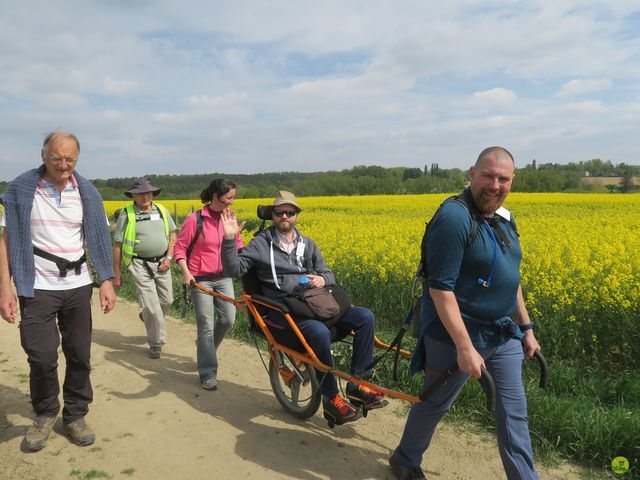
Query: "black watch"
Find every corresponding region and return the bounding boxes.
[519,323,535,332]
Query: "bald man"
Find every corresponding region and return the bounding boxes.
[0,131,115,451]
[389,147,541,480]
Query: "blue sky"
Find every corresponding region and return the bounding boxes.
[1,1,639,180]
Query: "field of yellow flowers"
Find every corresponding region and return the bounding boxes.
[105,193,640,369]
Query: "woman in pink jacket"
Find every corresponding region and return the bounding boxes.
[174,178,244,390]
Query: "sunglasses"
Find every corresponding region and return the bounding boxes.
[273,210,297,218]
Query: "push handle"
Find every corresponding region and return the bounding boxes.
[419,363,496,413]
[533,351,549,390]
[478,366,496,413]
[418,364,459,402]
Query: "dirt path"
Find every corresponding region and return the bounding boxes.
[1,292,587,480]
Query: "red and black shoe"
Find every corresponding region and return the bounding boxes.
[346,382,389,410]
[323,394,361,427]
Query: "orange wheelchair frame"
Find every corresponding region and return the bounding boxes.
[191,282,417,421]
[191,282,548,428]
[189,281,552,428]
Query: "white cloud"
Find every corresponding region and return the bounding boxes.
[472,88,517,105]
[563,100,607,113]
[556,79,613,98]
[102,77,138,95]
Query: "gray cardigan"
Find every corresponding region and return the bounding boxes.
[222,226,336,299]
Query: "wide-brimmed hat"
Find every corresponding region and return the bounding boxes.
[124,177,161,198]
[272,190,301,212]
[257,191,302,220]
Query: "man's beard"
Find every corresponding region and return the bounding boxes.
[276,221,294,233]
[472,189,506,215]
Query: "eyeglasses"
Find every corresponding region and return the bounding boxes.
[47,155,77,165]
[273,210,297,218]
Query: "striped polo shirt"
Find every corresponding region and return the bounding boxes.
[0,175,93,290]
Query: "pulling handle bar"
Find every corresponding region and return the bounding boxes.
[533,351,549,391]
[419,363,496,413]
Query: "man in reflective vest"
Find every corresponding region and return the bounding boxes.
[113,177,176,359]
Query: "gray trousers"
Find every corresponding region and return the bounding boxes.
[392,337,539,480]
[128,259,173,348]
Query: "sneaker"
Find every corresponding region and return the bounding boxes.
[322,394,361,425]
[24,415,57,451]
[63,418,95,446]
[346,382,388,410]
[149,346,161,359]
[389,455,426,480]
[201,378,218,390]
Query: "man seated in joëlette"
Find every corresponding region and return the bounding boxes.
[219,190,388,426]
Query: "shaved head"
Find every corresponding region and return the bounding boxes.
[475,146,514,167]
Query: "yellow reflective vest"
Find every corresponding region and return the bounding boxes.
[121,203,170,268]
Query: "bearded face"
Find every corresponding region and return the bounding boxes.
[469,152,515,216]
[271,203,298,233]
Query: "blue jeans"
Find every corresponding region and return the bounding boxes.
[294,306,375,398]
[191,278,236,382]
[392,337,538,480]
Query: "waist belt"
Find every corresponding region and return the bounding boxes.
[194,274,226,282]
[133,250,167,263]
[33,246,86,278]
[133,250,167,278]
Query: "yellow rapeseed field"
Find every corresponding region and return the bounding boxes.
[105,193,640,366]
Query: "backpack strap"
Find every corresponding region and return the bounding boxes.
[185,210,204,260]
[452,188,481,246]
[418,189,479,279]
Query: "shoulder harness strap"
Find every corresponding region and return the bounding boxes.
[185,210,204,260]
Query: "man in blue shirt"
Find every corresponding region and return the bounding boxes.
[390,147,541,480]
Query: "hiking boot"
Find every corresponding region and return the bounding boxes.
[201,378,218,390]
[389,455,426,480]
[63,418,95,446]
[24,415,57,451]
[149,346,161,359]
[346,382,389,410]
[322,394,361,426]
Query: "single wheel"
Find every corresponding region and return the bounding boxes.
[268,349,322,419]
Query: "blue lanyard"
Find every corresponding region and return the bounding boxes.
[477,218,499,288]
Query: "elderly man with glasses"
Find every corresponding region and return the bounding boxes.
[0,131,116,451]
[220,191,388,427]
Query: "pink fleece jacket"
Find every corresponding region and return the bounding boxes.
[173,207,244,276]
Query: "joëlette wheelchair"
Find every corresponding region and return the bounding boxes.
[190,271,549,428]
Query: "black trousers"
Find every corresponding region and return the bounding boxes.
[19,284,93,423]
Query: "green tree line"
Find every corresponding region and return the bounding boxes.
[1,159,638,198]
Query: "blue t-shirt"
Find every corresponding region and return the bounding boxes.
[420,199,522,348]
